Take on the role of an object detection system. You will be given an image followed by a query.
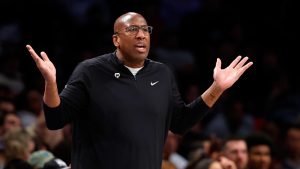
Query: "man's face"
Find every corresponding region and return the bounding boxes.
[223,140,248,169]
[113,14,151,65]
[4,114,21,132]
[248,145,271,169]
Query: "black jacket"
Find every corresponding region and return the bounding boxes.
[43,52,209,169]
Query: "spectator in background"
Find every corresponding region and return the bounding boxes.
[185,135,237,169]
[221,137,248,169]
[2,128,34,169]
[245,132,275,169]
[0,111,21,138]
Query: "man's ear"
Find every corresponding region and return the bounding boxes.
[112,35,120,48]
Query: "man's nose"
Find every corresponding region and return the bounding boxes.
[135,29,147,38]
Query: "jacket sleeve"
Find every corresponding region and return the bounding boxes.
[43,61,90,130]
[169,72,210,135]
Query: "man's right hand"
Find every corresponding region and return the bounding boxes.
[26,44,56,84]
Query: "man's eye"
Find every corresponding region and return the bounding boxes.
[142,27,148,32]
[128,26,138,32]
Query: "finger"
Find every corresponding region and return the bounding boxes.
[235,56,249,69]
[214,58,222,74]
[26,44,37,56]
[41,51,50,61]
[228,55,242,68]
[215,58,221,69]
[26,44,43,63]
[237,61,253,77]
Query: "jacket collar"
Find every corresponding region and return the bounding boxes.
[111,50,150,69]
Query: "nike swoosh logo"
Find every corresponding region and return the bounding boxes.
[151,81,159,86]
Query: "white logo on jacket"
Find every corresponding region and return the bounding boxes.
[114,73,120,78]
[150,81,159,86]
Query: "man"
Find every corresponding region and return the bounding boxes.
[245,132,273,169]
[26,12,253,169]
[222,137,248,169]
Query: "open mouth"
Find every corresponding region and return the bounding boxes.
[135,43,147,53]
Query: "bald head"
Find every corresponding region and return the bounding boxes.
[113,12,147,33]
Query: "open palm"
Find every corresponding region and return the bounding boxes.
[213,56,253,91]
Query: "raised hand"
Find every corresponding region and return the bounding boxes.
[219,156,237,169]
[26,44,60,107]
[201,55,253,107]
[26,44,56,84]
[213,56,253,91]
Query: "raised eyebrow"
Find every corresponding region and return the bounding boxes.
[128,24,148,27]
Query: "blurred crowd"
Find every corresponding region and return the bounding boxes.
[1,0,300,168]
